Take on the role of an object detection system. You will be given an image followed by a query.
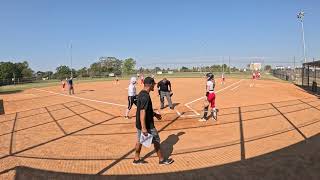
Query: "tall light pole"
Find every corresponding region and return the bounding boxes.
[297,11,307,63]
[222,56,224,74]
[70,42,73,77]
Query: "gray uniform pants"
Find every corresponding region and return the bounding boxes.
[160,91,173,109]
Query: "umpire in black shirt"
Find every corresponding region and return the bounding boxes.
[133,77,174,165]
[157,77,173,109]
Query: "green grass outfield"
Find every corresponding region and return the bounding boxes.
[0,72,282,94]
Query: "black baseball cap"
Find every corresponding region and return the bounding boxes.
[144,77,155,85]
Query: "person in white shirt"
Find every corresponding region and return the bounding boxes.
[221,73,225,85]
[125,77,138,119]
[199,73,217,121]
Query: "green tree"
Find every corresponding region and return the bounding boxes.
[180,66,189,72]
[89,62,102,76]
[21,67,33,78]
[55,65,71,80]
[264,65,272,72]
[0,62,15,79]
[154,67,161,72]
[122,58,136,75]
[221,64,228,72]
[99,57,123,75]
[15,62,32,77]
[77,67,89,77]
[0,61,33,80]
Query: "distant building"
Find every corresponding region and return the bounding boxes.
[250,63,262,71]
[275,66,285,70]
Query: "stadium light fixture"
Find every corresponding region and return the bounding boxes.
[297,11,307,63]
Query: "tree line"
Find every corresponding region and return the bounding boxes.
[2,57,137,81]
[1,57,273,84]
[0,61,33,81]
[49,57,137,80]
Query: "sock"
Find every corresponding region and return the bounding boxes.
[203,106,209,118]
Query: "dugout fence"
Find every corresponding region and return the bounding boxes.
[302,60,320,94]
[272,60,320,95]
[272,68,302,84]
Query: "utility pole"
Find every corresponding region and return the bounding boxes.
[228,56,231,74]
[70,42,73,77]
[222,56,224,74]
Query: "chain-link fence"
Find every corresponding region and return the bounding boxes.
[0,77,38,86]
[272,60,320,95]
[301,61,320,94]
[272,68,302,84]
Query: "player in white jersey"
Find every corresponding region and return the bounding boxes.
[125,77,138,119]
[199,73,217,121]
[221,73,225,85]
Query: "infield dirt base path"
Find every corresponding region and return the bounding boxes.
[0,78,319,179]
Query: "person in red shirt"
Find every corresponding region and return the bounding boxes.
[61,79,66,91]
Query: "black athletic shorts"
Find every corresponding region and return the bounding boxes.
[128,96,137,110]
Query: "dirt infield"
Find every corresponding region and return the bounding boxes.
[0,77,320,179]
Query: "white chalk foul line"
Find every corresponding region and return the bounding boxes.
[185,104,201,115]
[33,88,128,107]
[230,84,241,91]
[175,109,182,116]
[174,109,200,118]
[24,93,37,97]
[184,79,244,115]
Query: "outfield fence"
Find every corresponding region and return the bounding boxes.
[0,77,38,86]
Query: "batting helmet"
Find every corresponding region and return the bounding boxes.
[206,73,214,81]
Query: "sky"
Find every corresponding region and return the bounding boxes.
[0,0,319,71]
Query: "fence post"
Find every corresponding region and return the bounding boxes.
[302,65,304,86]
[307,65,310,88]
[0,99,4,115]
[314,58,316,82]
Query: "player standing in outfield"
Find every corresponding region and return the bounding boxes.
[250,71,256,87]
[115,75,120,85]
[221,73,225,85]
[133,77,174,165]
[67,77,74,95]
[125,77,138,119]
[199,73,217,121]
